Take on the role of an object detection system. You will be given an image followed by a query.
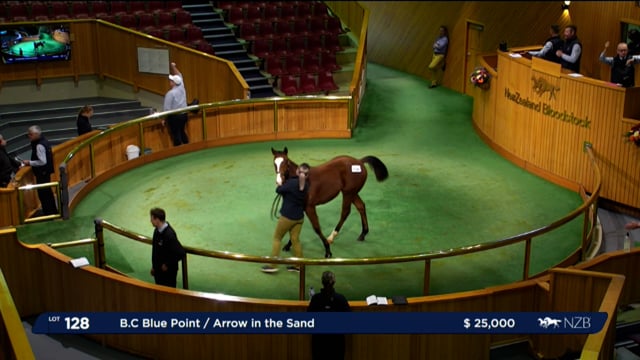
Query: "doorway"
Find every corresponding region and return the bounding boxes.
[464,20,484,95]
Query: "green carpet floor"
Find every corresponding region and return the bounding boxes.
[15,63,583,301]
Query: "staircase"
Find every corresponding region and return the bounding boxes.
[0,97,153,158]
[182,1,277,98]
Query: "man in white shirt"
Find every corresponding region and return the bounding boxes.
[163,62,189,146]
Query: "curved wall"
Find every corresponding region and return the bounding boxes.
[472,52,640,210]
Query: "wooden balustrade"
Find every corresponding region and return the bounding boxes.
[0,226,626,359]
[472,51,640,210]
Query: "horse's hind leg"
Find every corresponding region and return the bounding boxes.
[352,194,369,241]
[305,206,332,258]
[326,194,353,244]
[282,239,292,251]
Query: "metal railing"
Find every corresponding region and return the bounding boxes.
[85,146,600,300]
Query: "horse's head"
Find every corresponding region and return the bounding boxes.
[271,147,297,185]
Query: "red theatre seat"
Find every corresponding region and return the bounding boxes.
[29,3,49,20]
[320,51,341,72]
[174,10,192,26]
[137,13,155,29]
[251,37,271,58]
[8,3,28,19]
[264,55,285,77]
[326,16,346,35]
[148,1,166,12]
[185,25,203,41]
[109,1,128,15]
[279,75,302,96]
[302,53,321,74]
[284,54,303,76]
[117,14,137,29]
[323,33,344,53]
[71,2,90,18]
[300,73,320,94]
[90,1,109,17]
[129,1,147,15]
[226,7,244,25]
[50,1,71,18]
[318,71,339,93]
[156,11,174,27]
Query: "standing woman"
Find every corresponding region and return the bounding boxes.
[76,105,94,136]
[428,25,449,88]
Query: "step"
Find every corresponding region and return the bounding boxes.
[232,58,259,67]
[181,4,214,13]
[4,108,152,155]
[215,50,251,60]
[336,47,358,64]
[0,98,143,121]
[192,20,227,30]
[207,33,239,44]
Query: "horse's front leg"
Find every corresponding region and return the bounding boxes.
[305,206,332,258]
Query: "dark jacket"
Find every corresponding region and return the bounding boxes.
[277,176,309,220]
[543,35,563,64]
[0,146,20,186]
[77,114,93,135]
[308,288,351,360]
[151,223,186,271]
[561,37,582,73]
[612,55,635,87]
[30,135,54,177]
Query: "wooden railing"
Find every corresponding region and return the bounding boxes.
[71,144,600,302]
[0,225,627,359]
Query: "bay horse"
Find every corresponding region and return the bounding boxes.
[271,147,389,258]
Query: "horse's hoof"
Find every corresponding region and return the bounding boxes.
[283,245,291,252]
[357,236,365,242]
[324,252,332,258]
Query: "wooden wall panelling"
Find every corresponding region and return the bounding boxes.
[568,2,640,82]
[203,109,221,141]
[142,119,171,154]
[325,1,366,39]
[477,53,640,208]
[69,22,99,77]
[360,1,567,93]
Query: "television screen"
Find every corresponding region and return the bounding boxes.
[1,23,71,64]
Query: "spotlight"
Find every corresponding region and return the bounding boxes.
[562,1,570,10]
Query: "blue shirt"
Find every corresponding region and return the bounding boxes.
[433,35,448,55]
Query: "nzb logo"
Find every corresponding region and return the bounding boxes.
[537,317,561,329]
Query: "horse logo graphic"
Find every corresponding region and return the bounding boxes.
[531,76,560,100]
[538,317,562,329]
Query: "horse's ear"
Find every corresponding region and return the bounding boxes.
[283,147,288,154]
[271,147,276,155]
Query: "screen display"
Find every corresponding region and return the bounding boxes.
[1,23,71,64]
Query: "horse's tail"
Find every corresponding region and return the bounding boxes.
[361,156,389,182]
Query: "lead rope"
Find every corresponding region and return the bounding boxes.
[271,193,282,221]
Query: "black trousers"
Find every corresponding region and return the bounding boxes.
[167,113,189,146]
[34,171,57,215]
[154,268,178,288]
